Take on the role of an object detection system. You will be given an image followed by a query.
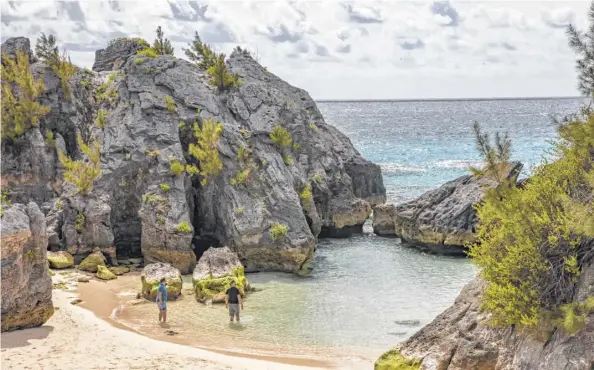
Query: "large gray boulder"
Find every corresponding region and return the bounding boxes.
[1,202,54,332]
[374,162,522,255]
[92,37,147,72]
[381,259,594,370]
[192,247,248,303]
[0,36,33,61]
[140,262,183,301]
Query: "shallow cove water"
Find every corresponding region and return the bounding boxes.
[109,98,584,367]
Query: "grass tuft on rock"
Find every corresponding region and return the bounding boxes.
[374,349,421,370]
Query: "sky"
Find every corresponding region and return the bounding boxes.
[1,0,591,100]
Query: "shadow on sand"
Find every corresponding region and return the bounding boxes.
[1,325,54,349]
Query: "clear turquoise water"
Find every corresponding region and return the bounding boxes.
[119,98,585,363]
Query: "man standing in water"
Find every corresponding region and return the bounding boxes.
[157,278,168,323]
[225,281,243,323]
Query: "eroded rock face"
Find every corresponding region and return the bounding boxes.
[192,247,248,303]
[379,162,522,254]
[0,36,33,61]
[372,204,397,236]
[140,262,183,301]
[1,202,54,332]
[387,260,594,370]
[92,38,146,72]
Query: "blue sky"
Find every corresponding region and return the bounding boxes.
[1,0,590,99]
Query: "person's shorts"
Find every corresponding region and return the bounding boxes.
[158,302,167,311]
[228,303,240,316]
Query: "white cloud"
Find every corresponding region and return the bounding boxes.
[0,0,590,99]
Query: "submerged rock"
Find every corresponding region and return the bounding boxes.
[376,162,522,254]
[140,263,183,301]
[192,247,248,303]
[78,248,107,272]
[384,260,594,370]
[96,265,117,280]
[1,202,54,332]
[47,250,74,269]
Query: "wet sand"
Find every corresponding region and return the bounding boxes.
[76,273,345,368]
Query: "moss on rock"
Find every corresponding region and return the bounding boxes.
[140,263,183,301]
[96,265,117,280]
[109,266,130,275]
[374,349,421,370]
[193,267,248,303]
[47,251,74,269]
[78,249,107,272]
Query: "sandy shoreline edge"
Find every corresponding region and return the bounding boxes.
[1,277,329,370]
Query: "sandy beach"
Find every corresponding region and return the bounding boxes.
[0,272,329,370]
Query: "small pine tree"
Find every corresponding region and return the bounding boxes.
[52,51,78,100]
[1,51,51,140]
[207,54,242,91]
[469,121,512,184]
[35,32,60,66]
[566,2,594,98]
[188,119,223,185]
[152,26,174,55]
[269,125,292,149]
[58,134,101,195]
[183,31,216,69]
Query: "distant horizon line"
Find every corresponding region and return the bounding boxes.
[315,96,583,103]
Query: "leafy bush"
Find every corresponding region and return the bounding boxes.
[188,119,223,185]
[469,110,594,329]
[270,223,288,241]
[270,125,292,149]
[137,48,158,58]
[58,134,101,195]
[152,26,174,55]
[170,161,185,176]
[175,222,192,233]
[1,51,50,140]
[468,122,513,183]
[299,184,312,206]
[95,109,108,129]
[159,183,170,192]
[165,95,175,112]
[45,129,56,148]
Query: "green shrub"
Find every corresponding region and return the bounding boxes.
[159,183,170,192]
[35,33,60,66]
[80,80,90,88]
[170,161,185,176]
[152,26,174,55]
[58,134,101,195]
[175,222,192,233]
[237,145,250,163]
[1,51,50,140]
[269,125,292,149]
[469,110,594,330]
[283,155,293,166]
[137,48,158,58]
[235,207,244,214]
[95,109,108,129]
[292,142,301,151]
[75,212,85,231]
[207,54,242,91]
[0,188,11,217]
[56,198,63,211]
[45,129,56,148]
[156,214,166,225]
[185,164,200,176]
[270,223,288,241]
[52,53,77,100]
[188,119,223,185]
[553,297,594,335]
[231,168,250,186]
[135,58,144,65]
[165,95,175,112]
[184,31,216,69]
[299,184,312,206]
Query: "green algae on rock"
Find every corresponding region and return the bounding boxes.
[192,246,249,303]
[96,265,117,280]
[108,266,130,275]
[374,349,421,370]
[47,251,74,269]
[78,248,107,272]
[140,262,182,301]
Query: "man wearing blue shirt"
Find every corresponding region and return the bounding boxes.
[156,278,168,323]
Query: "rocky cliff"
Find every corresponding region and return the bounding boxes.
[372,162,521,255]
[1,37,385,275]
[377,258,594,370]
[1,202,54,332]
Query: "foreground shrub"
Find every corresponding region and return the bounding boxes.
[1,51,50,140]
[58,134,101,195]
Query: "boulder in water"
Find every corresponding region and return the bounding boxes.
[1,203,54,332]
[47,251,74,269]
[140,262,182,301]
[372,204,397,236]
[192,247,248,303]
[78,248,107,272]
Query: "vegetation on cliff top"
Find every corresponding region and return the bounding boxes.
[35,33,77,99]
[470,9,594,333]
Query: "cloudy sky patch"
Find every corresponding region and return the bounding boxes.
[0,0,589,99]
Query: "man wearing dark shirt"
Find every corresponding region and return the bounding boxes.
[225,280,243,323]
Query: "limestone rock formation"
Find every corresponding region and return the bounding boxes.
[192,246,248,303]
[1,202,54,332]
[375,162,522,254]
[379,260,594,370]
[0,36,386,276]
[372,204,397,236]
[140,262,183,301]
[96,265,117,280]
[47,250,74,269]
[78,248,107,272]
